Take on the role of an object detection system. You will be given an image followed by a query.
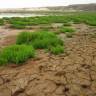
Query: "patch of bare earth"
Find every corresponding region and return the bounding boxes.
[0,24,96,96]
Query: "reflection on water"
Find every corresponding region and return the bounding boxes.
[0,13,45,18]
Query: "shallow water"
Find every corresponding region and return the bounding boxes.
[0,13,45,18]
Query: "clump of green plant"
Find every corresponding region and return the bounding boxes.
[60,27,75,33]
[63,22,71,26]
[56,27,75,38]
[16,31,64,54]
[49,45,64,55]
[0,45,35,65]
[11,23,26,29]
[56,27,75,35]
[0,19,4,25]
[16,32,32,44]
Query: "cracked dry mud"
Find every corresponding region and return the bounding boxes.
[0,24,96,96]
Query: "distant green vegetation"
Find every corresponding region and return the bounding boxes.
[0,19,4,25]
[63,22,72,26]
[56,27,75,37]
[2,12,95,29]
[0,45,35,65]
[16,31,64,54]
[11,23,26,29]
[0,12,96,28]
[60,27,75,33]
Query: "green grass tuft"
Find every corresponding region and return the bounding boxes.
[16,31,64,54]
[49,45,64,55]
[0,19,4,25]
[63,22,71,26]
[60,27,75,33]
[0,45,35,65]
[16,32,32,44]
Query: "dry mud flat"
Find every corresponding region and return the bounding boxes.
[0,24,96,96]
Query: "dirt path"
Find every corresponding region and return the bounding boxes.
[0,24,96,96]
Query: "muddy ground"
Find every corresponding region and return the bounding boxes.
[0,24,96,96]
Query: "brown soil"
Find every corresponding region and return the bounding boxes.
[0,24,96,96]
